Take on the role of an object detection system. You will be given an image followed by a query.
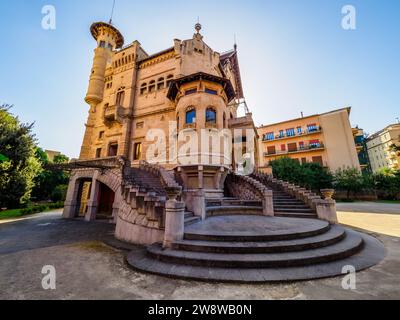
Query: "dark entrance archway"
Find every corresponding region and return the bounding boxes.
[96,183,115,220]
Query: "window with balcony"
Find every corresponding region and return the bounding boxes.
[286,128,295,137]
[267,146,276,155]
[307,124,318,133]
[264,132,274,141]
[279,130,284,138]
[288,143,297,152]
[297,127,302,135]
[309,139,321,148]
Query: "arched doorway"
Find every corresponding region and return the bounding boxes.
[96,183,115,220]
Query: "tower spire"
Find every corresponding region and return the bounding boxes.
[109,0,116,24]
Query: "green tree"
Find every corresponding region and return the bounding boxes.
[0,105,42,208]
[373,168,400,200]
[333,168,364,199]
[270,157,333,191]
[31,148,70,201]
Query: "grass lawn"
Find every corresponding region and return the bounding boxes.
[375,200,400,204]
[0,209,25,220]
[0,202,64,220]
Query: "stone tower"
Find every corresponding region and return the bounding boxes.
[80,22,124,159]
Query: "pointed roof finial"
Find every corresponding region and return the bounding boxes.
[234,33,237,51]
[195,17,202,34]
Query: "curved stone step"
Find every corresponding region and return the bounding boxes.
[172,225,346,254]
[126,230,385,283]
[184,216,330,242]
[147,231,363,268]
[206,206,263,217]
[275,212,317,219]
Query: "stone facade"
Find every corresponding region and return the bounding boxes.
[63,21,338,247]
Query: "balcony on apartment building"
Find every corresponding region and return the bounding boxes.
[262,127,322,142]
[264,142,325,157]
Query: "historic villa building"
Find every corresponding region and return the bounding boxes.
[62,21,384,282]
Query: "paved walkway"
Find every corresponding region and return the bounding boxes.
[337,202,400,238]
[0,209,399,300]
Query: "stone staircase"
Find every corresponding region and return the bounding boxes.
[273,189,317,218]
[184,211,201,226]
[127,214,385,282]
[251,172,317,219]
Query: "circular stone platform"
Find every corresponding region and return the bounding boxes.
[126,215,386,283]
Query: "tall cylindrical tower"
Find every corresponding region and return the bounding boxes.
[79,22,124,160]
[85,22,124,105]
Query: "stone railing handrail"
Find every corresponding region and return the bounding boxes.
[139,161,182,192]
[253,170,337,223]
[226,172,274,216]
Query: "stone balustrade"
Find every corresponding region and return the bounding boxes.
[225,173,274,217]
[264,174,338,224]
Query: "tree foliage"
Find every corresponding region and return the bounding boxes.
[270,157,333,191]
[0,105,42,208]
[31,147,69,202]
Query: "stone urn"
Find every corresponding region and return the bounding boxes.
[320,189,335,200]
[165,186,182,201]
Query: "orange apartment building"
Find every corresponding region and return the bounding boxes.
[257,107,361,173]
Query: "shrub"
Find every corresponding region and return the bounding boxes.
[333,168,364,200]
[270,157,333,191]
[50,185,68,202]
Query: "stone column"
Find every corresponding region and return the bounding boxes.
[262,189,274,216]
[191,189,206,220]
[63,178,79,219]
[163,187,185,248]
[112,186,122,224]
[315,199,338,224]
[85,173,101,222]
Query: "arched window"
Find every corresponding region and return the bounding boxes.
[140,83,147,95]
[116,91,125,106]
[185,107,196,124]
[149,80,156,93]
[206,107,217,124]
[166,75,174,88]
[157,77,165,90]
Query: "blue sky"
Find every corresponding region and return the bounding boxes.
[0,0,399,158]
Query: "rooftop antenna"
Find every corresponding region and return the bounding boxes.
[301,111,304,118]
[109,0,116,24]
[234,33,237,51]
